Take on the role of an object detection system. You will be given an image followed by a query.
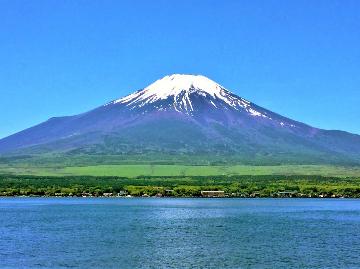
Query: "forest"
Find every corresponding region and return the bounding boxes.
[1,174,360,198]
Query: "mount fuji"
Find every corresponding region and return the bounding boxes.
[1,74,359,165]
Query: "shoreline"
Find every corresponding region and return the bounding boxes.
[0,195,357,199]
[2,174,360,198]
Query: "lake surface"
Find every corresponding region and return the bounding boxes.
[1,198,360,269]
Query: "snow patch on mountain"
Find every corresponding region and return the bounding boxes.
[106,74,295,127]
[118,74,223,102]
[110,74,252,111]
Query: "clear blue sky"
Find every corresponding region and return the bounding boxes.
[0,0,359,138]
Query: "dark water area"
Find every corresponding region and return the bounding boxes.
[1,198,360,269]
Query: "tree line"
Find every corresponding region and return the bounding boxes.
[0,174,359,198]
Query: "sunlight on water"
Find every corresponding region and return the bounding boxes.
[1,198,360,268]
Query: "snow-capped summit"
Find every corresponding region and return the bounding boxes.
[122,74,226,102]
[108,74,266,117]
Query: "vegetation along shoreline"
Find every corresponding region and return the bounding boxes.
[1,174,359,198]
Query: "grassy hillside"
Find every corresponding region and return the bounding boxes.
[1,164,360,178]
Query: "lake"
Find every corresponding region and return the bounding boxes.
[1,198,360,268]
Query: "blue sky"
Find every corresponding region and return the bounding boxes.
[0,0,359,138]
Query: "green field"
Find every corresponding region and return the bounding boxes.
[1,164,360,197]
[1,164,360,178]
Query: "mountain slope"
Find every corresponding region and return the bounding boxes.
[0,74,359,165]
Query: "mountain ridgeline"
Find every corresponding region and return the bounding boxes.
[1,74,360,165]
